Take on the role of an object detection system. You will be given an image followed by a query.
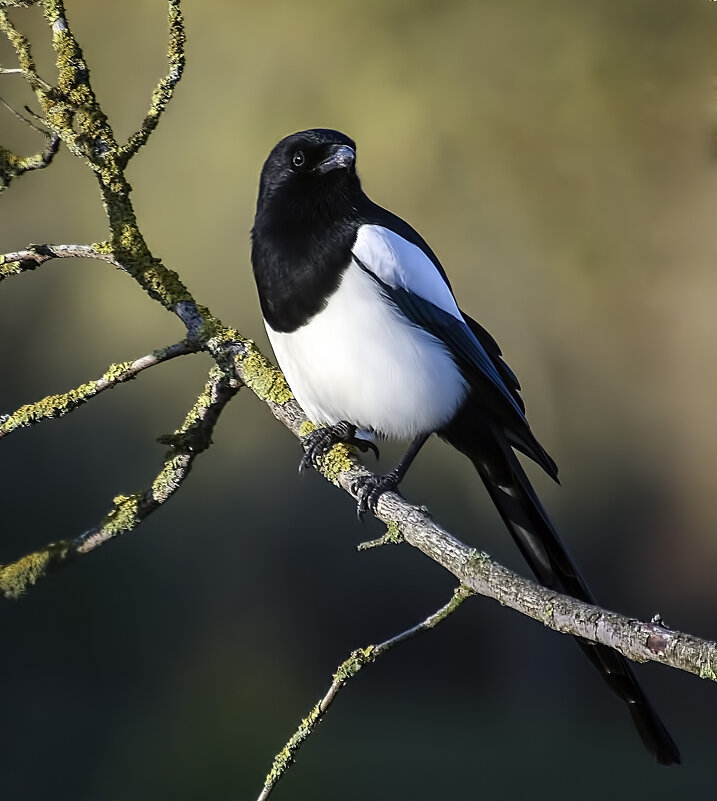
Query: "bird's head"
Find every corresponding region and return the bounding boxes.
[255,129,360,223]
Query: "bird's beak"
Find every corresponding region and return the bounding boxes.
[316,144,356,173]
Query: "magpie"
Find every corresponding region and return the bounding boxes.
[250,128,680,765]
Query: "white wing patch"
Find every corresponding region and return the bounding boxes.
[352,225,462,321]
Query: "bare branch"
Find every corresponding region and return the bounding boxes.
[1,2,200,314]
[0,135,59,189]
[0,8,42,93]
[374,495,717,679]
[0,95,47,133]
[0,340,199,438]
[0,242,124,281]
[0,87,60,190]
[257,586,473,801]
[118,0,186,166]
[0,5,84,161]
[357,520,404,550]
[218,338,717,682]
[0,367,241,599]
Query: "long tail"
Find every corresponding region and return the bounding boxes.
[441,418,680,765]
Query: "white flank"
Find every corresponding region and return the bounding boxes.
[266,260,469,440]
[352,224,462,320]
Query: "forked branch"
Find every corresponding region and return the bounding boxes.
[0,366,241,599]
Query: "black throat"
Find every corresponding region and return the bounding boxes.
[252,177,361,333]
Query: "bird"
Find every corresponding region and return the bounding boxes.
[250,127,680,765]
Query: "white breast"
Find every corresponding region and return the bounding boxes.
[265,260,468,440]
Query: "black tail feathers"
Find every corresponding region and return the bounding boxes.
[441,418,680,765]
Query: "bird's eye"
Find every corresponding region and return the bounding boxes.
[292,150,306,169]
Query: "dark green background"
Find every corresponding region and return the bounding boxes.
[1,1,716,798]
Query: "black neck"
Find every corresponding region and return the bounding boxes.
[252,189,359,333]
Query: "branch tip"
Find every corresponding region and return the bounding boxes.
[256,586,470,800]
[118,0,186,165]
[357,520,404,551]
[0,340,198,439]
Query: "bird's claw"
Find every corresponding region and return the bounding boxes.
[299,428,338,475]
[351,473,399,519]
[352,438,380,460]
[299,422,380,475]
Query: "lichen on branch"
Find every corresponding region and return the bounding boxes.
[257,586,472,801]
[119,0,186,165]
[0,341,198,438]
[0,367,240,598]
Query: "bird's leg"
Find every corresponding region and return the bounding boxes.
[299,421,379,475]
[352,432,430,517]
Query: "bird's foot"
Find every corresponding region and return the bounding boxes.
[351,471,401,518]
[299,421,379,475]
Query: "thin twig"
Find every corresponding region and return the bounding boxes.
[0,5,72,165]
[0,92,60,189]
[357,520,404,550]
[0,3,41,13]
[0,95,47,135]
[0,243,124,280]
[0,367,241,599]
[119,0,186,165]
[0,9,41,92]
[256,585,473,801]
[0,64,53,91]
[0,340,199,438]
[0,135,58,188]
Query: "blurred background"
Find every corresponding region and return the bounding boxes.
[1,0,716,798]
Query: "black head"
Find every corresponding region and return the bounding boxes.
[254,128,361,224]
[251,129,365,332]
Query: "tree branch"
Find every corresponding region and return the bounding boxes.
[0,367,241,599]
[256,586,473,801]
[0,4,84,162]
[371,495,717,680]
[0,134,59,189]
[118,0,186,166]
[0,19,60,189]
[0,243,124,281]
[216,339,717,681]
[0,340,199,438]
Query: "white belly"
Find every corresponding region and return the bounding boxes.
[265,261,468,440]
